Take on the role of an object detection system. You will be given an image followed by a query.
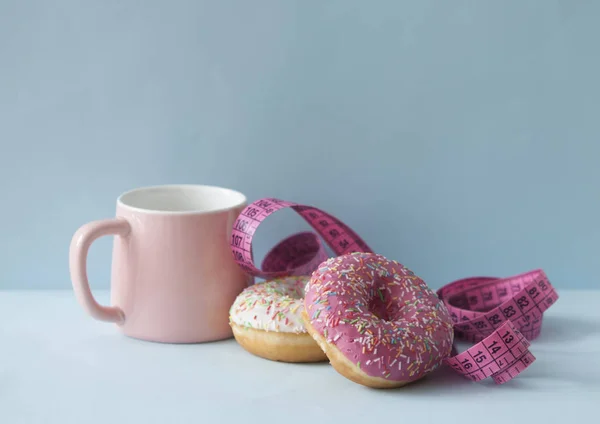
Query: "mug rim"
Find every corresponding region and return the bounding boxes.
[116,184,247,215]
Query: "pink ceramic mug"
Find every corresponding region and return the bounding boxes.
[69,184,253,343]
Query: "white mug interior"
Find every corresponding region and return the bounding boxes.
[117,184,247,214]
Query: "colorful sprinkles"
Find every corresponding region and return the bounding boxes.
[229,276,310,333]
[303,252,455,382]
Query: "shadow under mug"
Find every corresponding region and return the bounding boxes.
[69,184,253,343]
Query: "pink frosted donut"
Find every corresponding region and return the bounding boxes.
[303,252,454,388]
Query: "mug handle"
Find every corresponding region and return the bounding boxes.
[69,217,131,325]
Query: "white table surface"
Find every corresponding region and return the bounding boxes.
[1,289,599,424]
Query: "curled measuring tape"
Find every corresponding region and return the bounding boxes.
[230,198,372,279]
[438,270,559,383]
[229,198,559,385]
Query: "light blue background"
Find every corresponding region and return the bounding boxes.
[1,0,598,290]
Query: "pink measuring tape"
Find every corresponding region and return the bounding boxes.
[230,198,559,384]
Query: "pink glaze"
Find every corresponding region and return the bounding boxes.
[304,252,454,382]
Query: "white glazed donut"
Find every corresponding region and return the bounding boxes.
[229,276,327,363]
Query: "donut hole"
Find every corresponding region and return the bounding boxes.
[365,285,402,322]
[367,295,391,321]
